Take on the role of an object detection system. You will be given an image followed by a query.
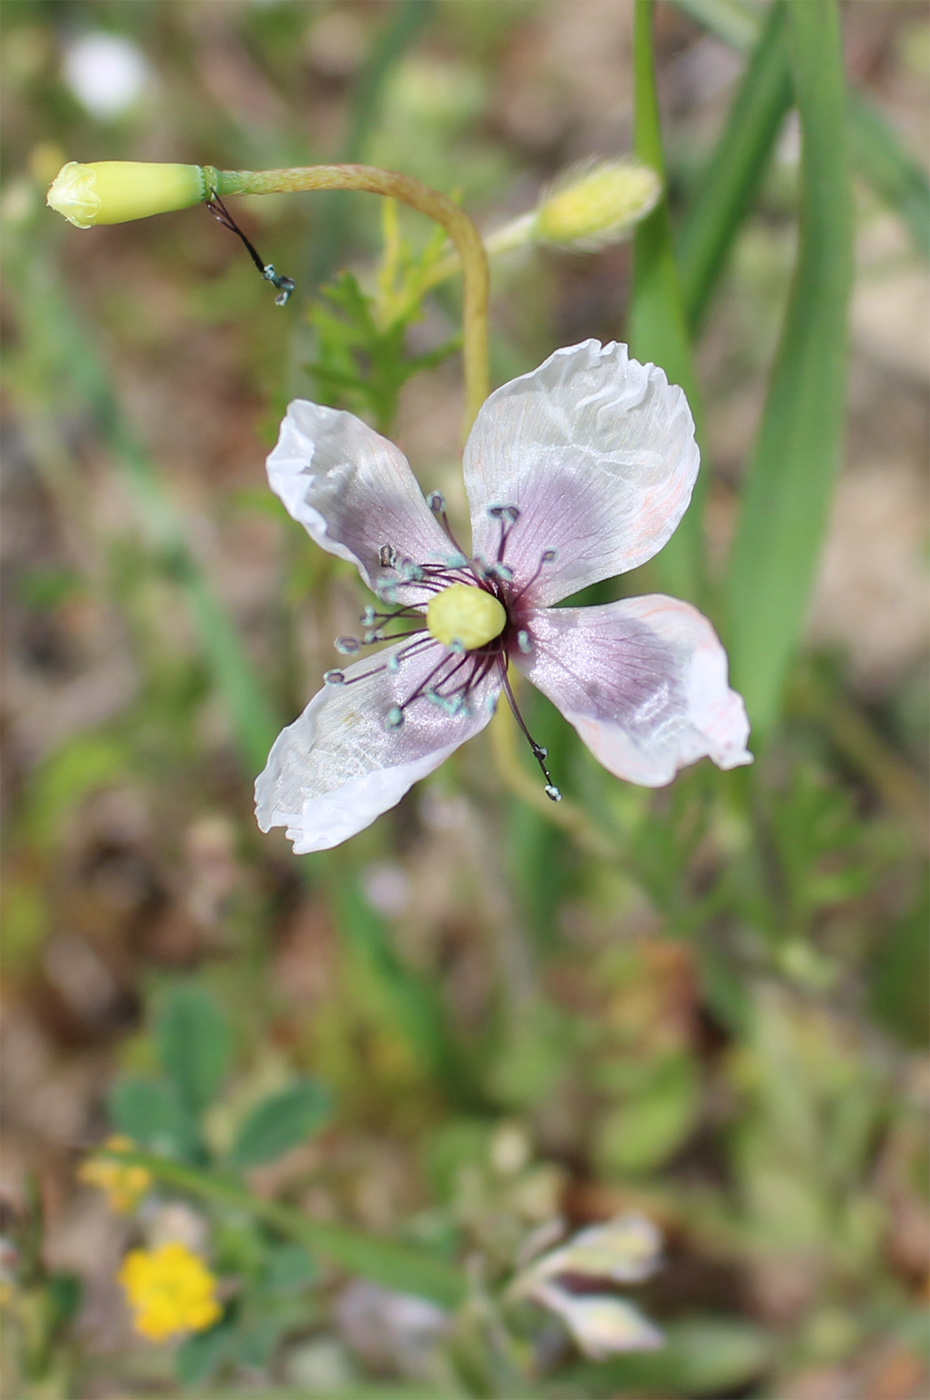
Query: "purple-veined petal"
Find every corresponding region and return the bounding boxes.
[516,596,751,786]
[256,640,501,853]
[463,341,699,606]
[267,401,451,597]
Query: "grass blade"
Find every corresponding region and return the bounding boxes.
[726,0,854,737]
[848,92,930,260]
[677,0,793,331]
[8,244,281,776]
[310,0,435,285]
[675,0,930,260]
[629,0,706,604]
[107,1148,466,1307]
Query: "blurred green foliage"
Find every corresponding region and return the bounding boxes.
[1,0,927,1397]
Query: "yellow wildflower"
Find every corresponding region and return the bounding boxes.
[78,1135,152,1215]
[118,1242,222,1342]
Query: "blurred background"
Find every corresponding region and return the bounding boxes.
[1,1,928,1397]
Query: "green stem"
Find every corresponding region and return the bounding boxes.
[215,164,490,434]
[629,0,707,605]
[488,705,615,860]
[103,1147,466,1307]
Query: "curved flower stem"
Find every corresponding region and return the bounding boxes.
[214,164,490,435]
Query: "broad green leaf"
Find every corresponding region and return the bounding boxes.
[675,0,930,260]
[108,1078,200,1159]
[726,0,853,737]
[677,0,793,331]
[156,983,233,1115]
[230,1080,333,1169]
[629,0,706,605]
[176,1321,237,1387]
[262,1243,320,1293]
[593,1053,700,1175]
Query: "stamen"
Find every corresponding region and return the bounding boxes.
[324,670,346,685]
[386,707,404,728]
[511,546,560,606]
[335,636,361,655]
[205,195,295,305]
[427,489,472,566]
[337,634,436,691]
[517,629,533,654]
[487,503,520,561]
[498,662,561,801]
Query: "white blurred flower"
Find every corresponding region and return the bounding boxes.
[63,33,150,119]
[525,1213,663,1285]
[511,1213,665,1359]
[531,1282,665,1360]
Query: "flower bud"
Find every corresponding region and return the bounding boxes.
[46,160,212,228]
[533,159,661,250]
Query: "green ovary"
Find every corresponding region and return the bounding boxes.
[427,583,506,651]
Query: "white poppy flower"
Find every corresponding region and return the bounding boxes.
[256,340,752,853]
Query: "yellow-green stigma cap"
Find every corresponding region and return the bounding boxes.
[46,160,211,228]
[427,583,506,651]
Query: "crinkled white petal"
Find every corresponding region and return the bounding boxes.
[516,596,752,786]
[463,340,700,606]
[256,640,500,853]
[267,401,451,597]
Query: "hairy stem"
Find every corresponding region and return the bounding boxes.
[215,164,490,433]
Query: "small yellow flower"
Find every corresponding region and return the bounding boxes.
[78,1135,152,1215]
[119,1242,222,1342]
[46,160,213,228]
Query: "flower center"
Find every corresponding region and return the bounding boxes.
[426,582,507,651]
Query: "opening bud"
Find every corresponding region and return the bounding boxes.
[47,160,214,228]
[533,159,661,250]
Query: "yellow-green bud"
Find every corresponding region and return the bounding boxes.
[534,159,661,250]
[46,160,213,228]
[427,583,506,651]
